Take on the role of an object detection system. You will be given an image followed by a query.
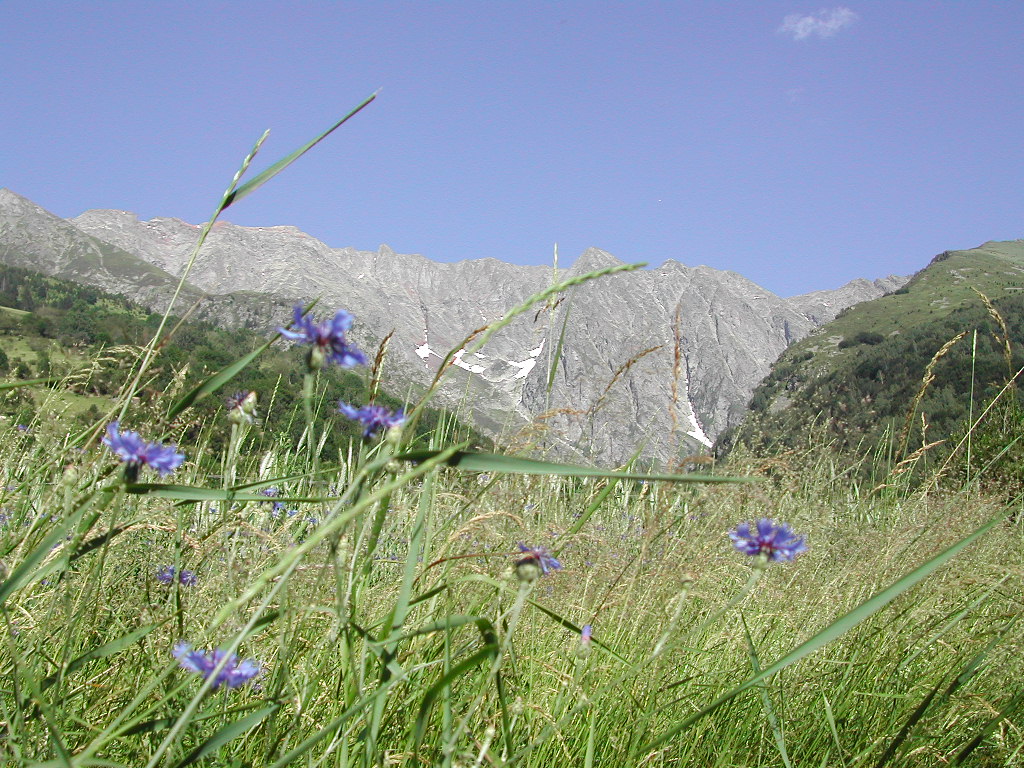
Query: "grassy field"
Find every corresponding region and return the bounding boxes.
[1,339,1021,767]
[1,103,1020,768]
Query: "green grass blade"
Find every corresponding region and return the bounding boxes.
[526,599,628,664]
[0,375,58,390]
[221,91,378,209]
[395,449,749,483]
[640,507,1008,753]
[0,499,99,607]
[41,624,160,692]
[951,689,1024,765]
[547,298,572,394]
[743,616,792,768]
[125,484,283,502]
[170,704,277,768]
[413,647,498,750]
[874,679,942,767]
[164,337,276,422]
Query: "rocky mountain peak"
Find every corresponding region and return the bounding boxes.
[570,247,625,274]
[0,191,908,464]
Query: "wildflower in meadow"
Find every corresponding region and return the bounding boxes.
[172,641,261,689]
[102,422,185,479]
[156,566,198,586]
[577,623,593,659]
[729,518,806,563]
[337,401,405,438]
[225,390,258,424]
[515,542,561,583]
[279,305,368,371]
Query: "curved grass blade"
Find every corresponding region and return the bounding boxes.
[0,499,100,607]
[527,599,628,664]
[396,449,748,483]
[41,623,160,692]
[639,508,1009,754]
[165,300,321,423]
[222,90,378,209]
[547,297,572,394]
[413,647,498,750]
[125,484,277,502]
[171,704,277,768]
[164,337,276,422]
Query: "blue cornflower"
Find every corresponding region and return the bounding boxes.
[156,566,198,586]
[337,402,405,438]
[580,624,593,652]
[279,306,368,370]
[172,641,261,689]
[102,422,184,478]
[515,543,562,579]
[729,519,806,562]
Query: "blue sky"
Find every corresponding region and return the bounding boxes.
[2,1,1021,296]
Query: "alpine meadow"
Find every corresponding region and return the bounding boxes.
[0,93,1022,768]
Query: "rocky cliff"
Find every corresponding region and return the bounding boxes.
[0,188,905,463]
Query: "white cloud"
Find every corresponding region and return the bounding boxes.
[779,7,858,40]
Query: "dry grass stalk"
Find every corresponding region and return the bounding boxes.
[588,345,663,416]
[972,287,1014,383]
[368,329,394,402]
[896,330,967,460]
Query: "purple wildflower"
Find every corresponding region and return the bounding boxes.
[516,543,562,575]
[102,422,185,478]
[577,624,593,658]
[156,566,198,586]
[729,519,806,562]
[279,306,368,370]
[172,641,261,689]
[337,402,405,438]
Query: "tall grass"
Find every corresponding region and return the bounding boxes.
[0,97,1021,767]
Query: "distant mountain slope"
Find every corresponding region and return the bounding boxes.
[0,262,477,450]
[729,240,1024,466]
[1,188,904,463]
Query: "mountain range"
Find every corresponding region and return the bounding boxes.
[0,188,906,463]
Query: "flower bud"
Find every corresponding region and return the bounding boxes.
[307,346,326,372]
[576,624,593,660]
[515,559,542,583]
[62,463,79,487]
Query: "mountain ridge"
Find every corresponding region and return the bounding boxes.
[1,187,907,463]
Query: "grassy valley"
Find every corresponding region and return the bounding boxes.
[0,107,1020,765]
[728,240,1024,489]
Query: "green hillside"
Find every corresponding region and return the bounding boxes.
[727,240,1024,484]
[0,263,483,451]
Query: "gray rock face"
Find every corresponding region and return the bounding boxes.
[0,188,906,464]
